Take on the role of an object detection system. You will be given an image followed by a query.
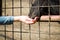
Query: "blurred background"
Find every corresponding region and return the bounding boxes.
[0,0,60,40]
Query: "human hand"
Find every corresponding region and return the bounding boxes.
[18,16,38,24]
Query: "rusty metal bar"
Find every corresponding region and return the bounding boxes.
[20,0,22,40]
[2,5,60,9]
[29,0,32,40]
[4,0,6,40]
[0,0,2,16]
[29,25,31,40]
[38,0,40,40]
[48,0,51,40]
[38,21,40,40]
[40,15,60,22]
[12,0,14,40]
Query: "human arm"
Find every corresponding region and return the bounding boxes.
[14,16,37,24]
[0,16,37,25]
[0,16,14,25]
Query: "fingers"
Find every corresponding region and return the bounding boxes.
[33,17,39,22]
[32,17,39,23]
[24,16,39,24]
[19,16,39,24]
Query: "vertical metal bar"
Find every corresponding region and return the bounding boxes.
[38,0,40,40]
[48,7,51,40]
[48,0,51,40]
[19,0,21,40]
[29,25,31,40]
[58,0,60,15]
[12,0,14,40]
[38,21,40,40]
[0,0,2,16]
[5,0,6,40]
[20,0,22,40]
[29,0,32,40]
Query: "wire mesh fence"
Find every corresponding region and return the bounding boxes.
[0,0,60,40]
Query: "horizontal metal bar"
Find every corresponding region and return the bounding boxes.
[40,15,60,22]
[2,5,60,9]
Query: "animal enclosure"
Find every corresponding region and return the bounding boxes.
[0,0,60,40]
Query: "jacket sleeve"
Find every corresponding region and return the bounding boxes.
[0,16,14,25]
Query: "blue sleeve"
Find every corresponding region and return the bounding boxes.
[0,16,14,25]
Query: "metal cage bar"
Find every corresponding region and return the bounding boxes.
[4,0,6,40]
[0,0,2,16]
[12,0,14,40]
[20,0,22,40]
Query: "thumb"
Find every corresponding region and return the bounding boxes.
[33,17,39,22]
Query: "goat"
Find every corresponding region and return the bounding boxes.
[28,0,59,21]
